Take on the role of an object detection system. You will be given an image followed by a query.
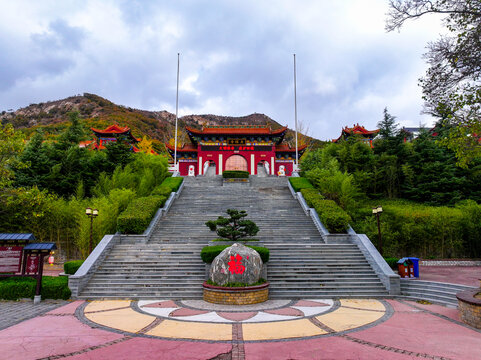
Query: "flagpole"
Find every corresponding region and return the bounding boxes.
[293,54,299,169]
[174,53,180,170]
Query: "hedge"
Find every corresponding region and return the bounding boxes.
[222,170,249,179]
[201,245,270,263]
[384,257,399,270]
[160,177,183,192]
[301,188,351,233]
[117,195,166,234]
[64,260,84,275]
[151,185,173,197]
[0,276,71,300]
[289,177,314,192]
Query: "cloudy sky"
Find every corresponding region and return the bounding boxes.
[0,0,445,140]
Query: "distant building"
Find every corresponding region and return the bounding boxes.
[333,124,379,148]
[80,124,140,152]
[166,124,306,176]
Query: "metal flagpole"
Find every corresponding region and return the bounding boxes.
[293,54,299,170]
[174,53,180,170]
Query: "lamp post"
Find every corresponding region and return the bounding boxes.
[372,205,383,256]
[85,207,99,254]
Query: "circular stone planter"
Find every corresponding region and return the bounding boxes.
[203,281,269,305]
[456,289,481,329]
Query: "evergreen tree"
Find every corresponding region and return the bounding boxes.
[377,107,399,139]
[205,209,259,242]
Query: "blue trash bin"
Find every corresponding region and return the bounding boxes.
[408,257,419,277]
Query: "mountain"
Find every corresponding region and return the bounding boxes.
[0,93,320,150]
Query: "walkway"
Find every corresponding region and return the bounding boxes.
[0,298,479,360]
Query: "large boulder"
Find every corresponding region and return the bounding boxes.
[210,243,263,286]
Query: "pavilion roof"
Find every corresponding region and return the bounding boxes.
[185,125,288,136]
[91,124,140,142]
[342,124,379,136]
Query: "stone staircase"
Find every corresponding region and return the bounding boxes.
[79,175,388,299]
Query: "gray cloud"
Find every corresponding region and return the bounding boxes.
[0,0,444,140]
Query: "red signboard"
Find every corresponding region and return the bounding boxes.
[0,246,23,273]
[26,254,40,274]
[201,145,272,152]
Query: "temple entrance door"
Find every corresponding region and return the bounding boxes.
[225,155,248,172]
[257,161,268,177]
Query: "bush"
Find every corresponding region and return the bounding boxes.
[0,276,71,300]
[160,177,183,192]
[151,185,173,197]
[301,188,351,233]
[222,171,249,179]
[201,245,270,263]
[117,195,166,234]
[289,177,314,192]
[384,257,399,270]
[64,260,84,275]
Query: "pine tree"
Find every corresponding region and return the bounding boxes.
[205,209,259,242]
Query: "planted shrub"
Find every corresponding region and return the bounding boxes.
[151,185,172,197]
[206,209,259,241]
[384,257,400,270]
[222,170,249,179]
[160,177,183,192]
[301,188,351,233]
[64,260,84,275]
[117,195,166,234]
[0,276,71,300]
[289,177,314,192]
[201,245,270,263]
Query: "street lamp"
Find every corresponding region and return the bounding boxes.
[85,207,99,254]
[372,205,383,256]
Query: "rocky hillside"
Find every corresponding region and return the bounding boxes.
[0,93,319,150]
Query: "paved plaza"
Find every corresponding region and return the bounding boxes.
[0,295,480,360]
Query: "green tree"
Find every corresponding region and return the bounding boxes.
[14,131,52,189]
[205,209,259,242]
[386,0,481,166]
[0,123,25,188]
[377,107,399,139]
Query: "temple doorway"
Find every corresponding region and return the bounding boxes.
[225,155,248,171]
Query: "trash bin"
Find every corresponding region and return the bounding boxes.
[397,258,414,278]
[408,257,419,278]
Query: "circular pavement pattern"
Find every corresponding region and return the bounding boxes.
[81,298,391,342]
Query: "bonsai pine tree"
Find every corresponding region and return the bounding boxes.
[205,209,259,242]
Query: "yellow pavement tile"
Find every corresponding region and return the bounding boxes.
[242,319,326,341]
[85,307,156,333]
[84,300,132,313]
[146,319,232,341]
[317,307,384,332]
[340,299,386,311]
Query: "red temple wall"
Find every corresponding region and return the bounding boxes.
[177,148,297,177]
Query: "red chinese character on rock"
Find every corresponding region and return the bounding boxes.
[228,254,245,274]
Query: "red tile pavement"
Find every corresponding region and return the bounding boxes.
[352,300,481,360]
[294,300,331,307]
[217,311,257,321]
[244,336,411,360]
[45,300,84,315]
[419,266,480,287]
[66,337,232,360]
[403,300,462,322]
[1,299,480,360]
[143,300,178,308]
[0,314,123,360]
[263,307,304,316]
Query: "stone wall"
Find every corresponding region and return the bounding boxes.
[203,285,269,305]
